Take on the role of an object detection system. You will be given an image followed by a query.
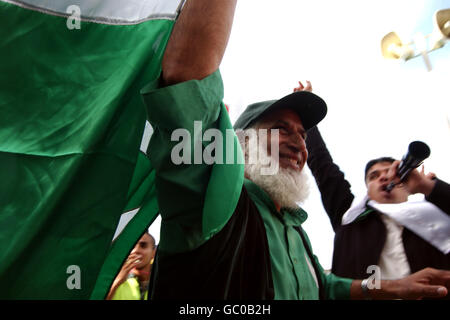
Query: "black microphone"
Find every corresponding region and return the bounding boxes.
[385,141,431,192]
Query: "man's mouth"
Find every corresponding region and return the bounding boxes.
[280,155,301,170]
[289,158,300,169]
[380,184,392,196]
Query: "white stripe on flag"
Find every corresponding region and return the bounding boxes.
[140,121,154,153]
[112,208,140,242]
[2,0,185,24]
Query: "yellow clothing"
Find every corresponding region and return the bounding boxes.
[111,277,148,300]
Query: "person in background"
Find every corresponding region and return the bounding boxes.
[107,231,157,300]
[301,81,450,286]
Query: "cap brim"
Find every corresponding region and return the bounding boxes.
[257,91,327,131]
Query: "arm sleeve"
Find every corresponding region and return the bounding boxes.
[140,70,244,253]
[306,126,355,231]
[321,269,353,300]
[301,227,353,299]
[425,178,450,215]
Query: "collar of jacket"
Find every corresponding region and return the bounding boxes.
[243,178,308,226]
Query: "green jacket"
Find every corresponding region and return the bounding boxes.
[142,70,351,299]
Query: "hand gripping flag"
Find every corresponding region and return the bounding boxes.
[0,0,184,299]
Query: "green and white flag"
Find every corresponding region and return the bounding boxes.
[0,0,183,299]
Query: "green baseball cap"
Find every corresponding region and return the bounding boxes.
[233,91,327,131]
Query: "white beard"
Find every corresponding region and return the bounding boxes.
[243,137,310,209]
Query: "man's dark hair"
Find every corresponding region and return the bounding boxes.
[364,157,396,181]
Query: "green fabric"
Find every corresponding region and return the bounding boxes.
[89,156,160,300]
[354,207,376,223]
[301,228,353,300]
[141,70,244,254]
[0,1,174,299]
[244,179,352,300]
[111,276,148,300]
[139,65,350,299]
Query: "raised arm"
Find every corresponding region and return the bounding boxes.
[295,81,354,231]
[162,0,237,85]
[142,0,241,254]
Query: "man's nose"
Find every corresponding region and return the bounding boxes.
[288,134,306,153]
[379,171,388,182]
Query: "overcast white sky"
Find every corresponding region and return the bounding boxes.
[218,0,450,270]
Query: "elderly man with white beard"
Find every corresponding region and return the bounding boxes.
[143,0,450,300]
[237,109,312,211]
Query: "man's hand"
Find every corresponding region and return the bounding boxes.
[293,80,312,93]
[351,267,450,300]
[386,161,437,196]
[114,252,142,284]
[392,268,449,300]
[106,252,142,300]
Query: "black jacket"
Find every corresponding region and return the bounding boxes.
[149,186,324,299]
[306,126,450,280]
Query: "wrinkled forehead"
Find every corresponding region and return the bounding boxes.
[256,108,304,129]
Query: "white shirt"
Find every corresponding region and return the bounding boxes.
[378,214,411,280]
